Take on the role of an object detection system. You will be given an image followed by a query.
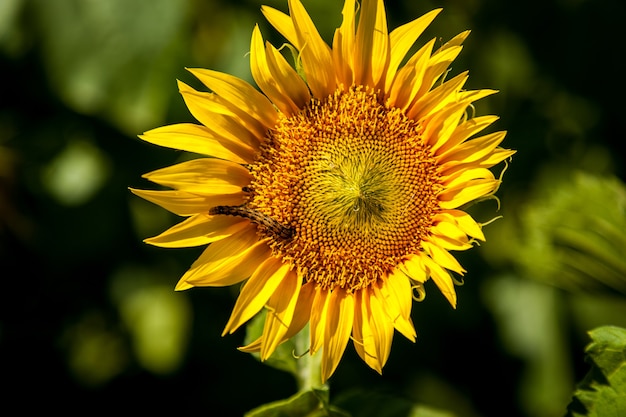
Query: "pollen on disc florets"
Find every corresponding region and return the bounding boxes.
[248,86,441,292]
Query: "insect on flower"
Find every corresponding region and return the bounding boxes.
[210,205,295,240]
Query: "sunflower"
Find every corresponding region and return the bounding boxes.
[132,0,514,382]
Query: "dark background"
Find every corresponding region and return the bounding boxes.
[1,0,625,415]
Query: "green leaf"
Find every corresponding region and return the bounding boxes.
[566,326,626,416]
[333,390,457,417]
[245,388,350,417]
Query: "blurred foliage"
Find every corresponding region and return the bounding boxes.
[484,167,626,295]
[481,275,574,417]
[31,0,188,135]
[1,0,625,416]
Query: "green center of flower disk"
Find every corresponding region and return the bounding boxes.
[249,86,441,291]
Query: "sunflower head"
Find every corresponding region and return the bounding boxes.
[132,0,514,383]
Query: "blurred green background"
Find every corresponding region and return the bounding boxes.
[1,0,625,415]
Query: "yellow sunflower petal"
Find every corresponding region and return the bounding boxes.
[176,241,268,289]
[288,0,336,98]
[477,147,516,167]
[278,280,316,344]
[416,41,465,98]
[354,0,389,88]
[422,91,496,155]
[438,30,471,51]
[429,235,472,252]
[438,131,508,166]
[384,268,412,320]
[250,26,308,115]
[434,115,500,156]
[440,209,485,241]
[381,269,416,341]
[458,88,499,106]
[238,281,315,354]
[174,281,194,291]
[430,218,469,242]
[429,220,473,251]
[353,286,396,373]
[142,158,251,195]
[385,8,441,91]
[408,71,469,121]
[386,38,435,110]
[443,167,495,190]
[438,179,500,210]
[368,285,394,370]
[129,188,246,216]
[178,81,260,148]
[186,68,277,130]
[139,123,255,164]
[260,269,301,360]
[422,101,473,154]
[321,289,355,382]
[332,0,356,86]
[238,338,262,354]
[352,290,380,372]
[309,286,330,356]
[421,240,465,275]
[222,257,291,336]
[180,73,269,140]
[178,225,270,288]
[261,5,298,48]
[284,280,316,340]
[145,214,249,248]
[421,254,457,307]
[265,42,311,110]
[399,254,429,283]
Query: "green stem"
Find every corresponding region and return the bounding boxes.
[293,324,326,392]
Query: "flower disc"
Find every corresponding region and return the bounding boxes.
[250,87,440,292]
